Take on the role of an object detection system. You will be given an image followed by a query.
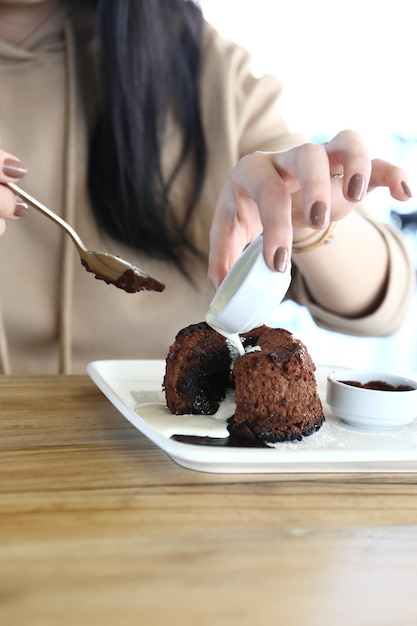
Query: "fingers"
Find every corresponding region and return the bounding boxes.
[208,152,291,288]
[325,132,413,203]
[0,148,27,183]
[270,141,332,226]
[323,130,371,202]
[322,131,412,200]
[368,158,413,200]
[0,150,28,225]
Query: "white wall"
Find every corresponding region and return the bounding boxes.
[200,0,417,376]
[200,0,417,144]
[200,0,417,209]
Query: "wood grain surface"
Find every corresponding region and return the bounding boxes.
[1,376,417,626]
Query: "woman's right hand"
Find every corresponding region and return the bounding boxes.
[0,150,28,236]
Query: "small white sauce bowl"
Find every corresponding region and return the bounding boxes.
[206,236,291,335]
[326,369,417,430]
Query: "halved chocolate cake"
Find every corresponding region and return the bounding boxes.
[164,322,324,444]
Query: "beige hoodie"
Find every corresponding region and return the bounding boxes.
[0,6,414,374]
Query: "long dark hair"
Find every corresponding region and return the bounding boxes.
[87,0,206,272]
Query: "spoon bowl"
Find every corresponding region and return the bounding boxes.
[80,250,165,293]
[6,182,165,294]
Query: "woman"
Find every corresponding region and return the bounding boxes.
[0,0,414,374]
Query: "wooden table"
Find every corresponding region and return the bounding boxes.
[1,376,417,626]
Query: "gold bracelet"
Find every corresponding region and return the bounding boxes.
[292,228,319,245]
[292,221,338,253]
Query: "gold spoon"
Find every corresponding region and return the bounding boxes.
[6,182,165,294]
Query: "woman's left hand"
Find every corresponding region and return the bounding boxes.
[207,129,412,289]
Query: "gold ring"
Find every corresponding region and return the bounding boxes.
[331,173,344,178]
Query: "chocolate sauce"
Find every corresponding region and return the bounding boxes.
[113,268,165,293]
[81,260,165,293]
[171,434,268,448]
[340,379,415,392]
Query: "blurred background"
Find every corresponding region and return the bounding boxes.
[200,0,417,375]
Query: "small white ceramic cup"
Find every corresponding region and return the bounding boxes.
[205,236,291,342]
[326,369,417,430]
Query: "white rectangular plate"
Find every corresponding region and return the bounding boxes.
[87,360,417,473]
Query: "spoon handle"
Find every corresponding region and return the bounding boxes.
[6,182,87,253]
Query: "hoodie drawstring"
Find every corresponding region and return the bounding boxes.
[58,17,77,374]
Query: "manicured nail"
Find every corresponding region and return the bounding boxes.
[3,158,27,179]
[347,173,366,201]
[310,201,328,228]
[401,180,413,197]
[14,197,29,217]
[273,246,288,273]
